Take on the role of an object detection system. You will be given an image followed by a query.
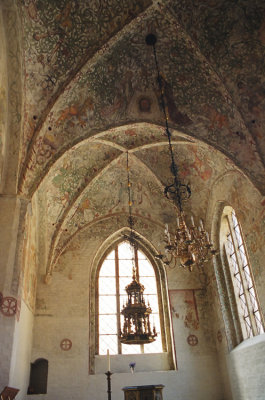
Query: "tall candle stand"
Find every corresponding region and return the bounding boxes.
[105,371,113,400]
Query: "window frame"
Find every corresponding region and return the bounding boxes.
[89,230,176,374]
[224,209,264,339]
[96,240,166,355]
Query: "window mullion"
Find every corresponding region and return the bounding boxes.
[227,216,256,336]
[237,222,265,334]
[115,246,122,354]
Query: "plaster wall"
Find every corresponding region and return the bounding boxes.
[227,334,265,400]
[9,300,34,400]
[29,217,224,400]
[0,314,15,388]
[0,196,19,291]
[206,170,265,400]
[0,196,23,389]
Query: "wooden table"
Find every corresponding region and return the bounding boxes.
[122,385,164,400]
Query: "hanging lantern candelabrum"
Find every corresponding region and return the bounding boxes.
[119,153,157,345]
[119,264,157,344]
[146,33,217,271]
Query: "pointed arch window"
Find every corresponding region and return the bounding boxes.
[223,208,264,339]
[97,241,163,355]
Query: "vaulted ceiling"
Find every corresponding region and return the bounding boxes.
[3,0,265,277]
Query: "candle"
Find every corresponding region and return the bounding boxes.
[107,349,110,371]
[191,215,194,226]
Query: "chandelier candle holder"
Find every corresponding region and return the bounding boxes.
[146,33,217,271]
[119,153,157,345]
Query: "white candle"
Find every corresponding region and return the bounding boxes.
[107,349,110,371]
[191,215,194,226]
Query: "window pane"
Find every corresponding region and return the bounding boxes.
[144,334,163,353]
[254,311,264,334]
[119,276,133,295]
[239,247,248,267]
[99,295,117,314]
[99,315,117,334]
[121,343,142,354]
[234,226,243,247]
[137,249,148,260]
[140,277,157,294]
[234,273,243,294]
[144,295,158,312]
[226,209,264,339]
[99,277,116,295]
[99,335,117,355]
[230,253,239,273]
[249,288,258,310]
[118,242,134,259]
[152,313,161,333]
[243,265,252,287]
[244,316,253,338]
[100,260,115,276]
[119,259,134,276]
[231,211,238,227]
[120,294,127,310]
[106,250,115,260]
[98,241,164,356]
[138,259,155,276]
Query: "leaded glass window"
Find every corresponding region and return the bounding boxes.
[225,209,264,338]
[97,241,163,355]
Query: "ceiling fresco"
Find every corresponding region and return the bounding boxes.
[37,133,237,276]
[4,0,264,277]
[18,0,265,197]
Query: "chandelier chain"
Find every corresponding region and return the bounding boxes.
[151,40,188,212]
[146,33,217,271]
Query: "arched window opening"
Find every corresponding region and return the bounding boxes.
[27,358,48,395]
[97,241,163,355]
[221,207,264,339]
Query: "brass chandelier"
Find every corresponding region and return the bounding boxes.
[146,33,216,271]
[119,153,157,345]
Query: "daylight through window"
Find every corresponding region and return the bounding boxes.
[98,241,163,355]
[225,209,264,338]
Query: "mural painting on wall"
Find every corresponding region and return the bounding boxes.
[70,169,167,234]
[45,144,121,226]
[0,296,17,317]
[244,199,265,279]
[169,287,216,351]
[0,87,6,185]
[20,208,37,313]
[169,289,199,331]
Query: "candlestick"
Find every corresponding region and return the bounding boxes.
[105,371,112,400]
